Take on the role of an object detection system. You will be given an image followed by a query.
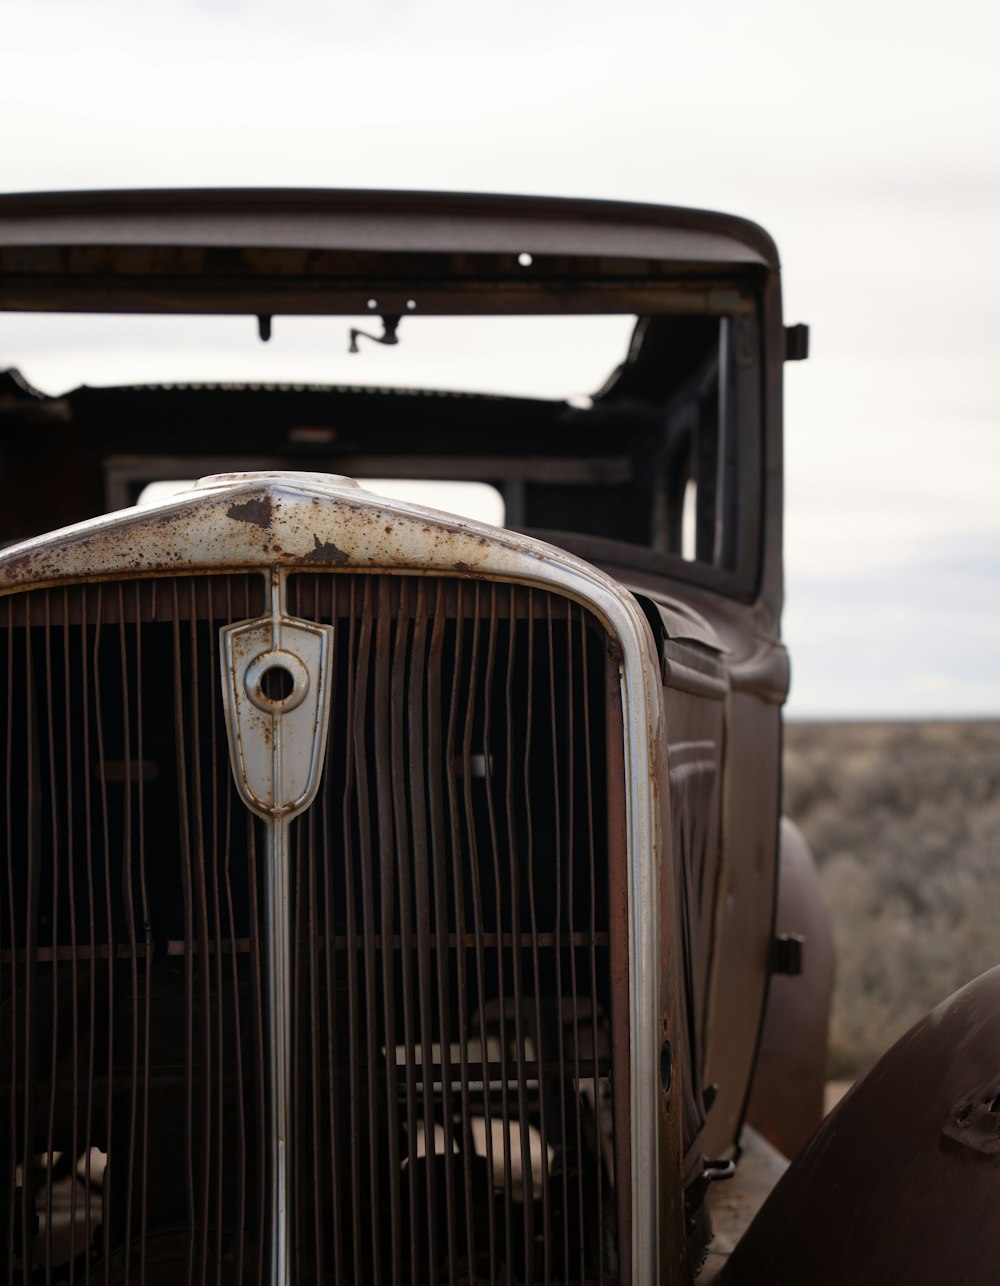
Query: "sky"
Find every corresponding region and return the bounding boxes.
[1,0,998,717]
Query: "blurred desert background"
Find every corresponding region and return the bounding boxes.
[784,719,1000,1081]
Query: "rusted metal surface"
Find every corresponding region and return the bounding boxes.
[285,573,631,1286]
[220,575,335,821]
[1,575,267,1285]
[219,568,340,1286]
[0,186,778,258]
[698,692,782,1164]
[0,469,665,591]
[721,965,1000,1286]
[0,550,649,1285]
[0,186,822,1283]
[605,665,632,1286]
[744,818,835,1161]
[0,473,670,1286]
[655,647,728,1267]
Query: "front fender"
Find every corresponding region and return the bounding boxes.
[745,817,835,1159]
[721,964,1000,1285]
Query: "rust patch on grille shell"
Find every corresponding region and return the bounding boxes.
[303,535,349,564]
[227,495,273,528]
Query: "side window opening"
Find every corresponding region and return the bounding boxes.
[570,313,746,572]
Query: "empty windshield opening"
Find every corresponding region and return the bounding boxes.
[0,313,637,404]
[0,297,760,594]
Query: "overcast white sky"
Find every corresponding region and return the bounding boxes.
[2,0,998,717]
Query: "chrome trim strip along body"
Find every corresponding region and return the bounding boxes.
[0,471,670,1286]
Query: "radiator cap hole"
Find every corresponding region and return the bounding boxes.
[245,650,310,713]
[261,664,294,701]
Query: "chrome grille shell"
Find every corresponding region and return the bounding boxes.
[0,472,674,1285]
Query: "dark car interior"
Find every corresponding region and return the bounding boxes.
[0,306,758,590]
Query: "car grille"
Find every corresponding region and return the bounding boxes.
[1,571,629,1286]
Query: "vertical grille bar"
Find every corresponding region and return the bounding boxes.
[409,579,443,1286]
[458,585,498,1286]
[579,609,606,1286]
[523,589,553,1286]
[5,595,17,1286]
[318,578,344,1286]
[133,582,153,1286]
[4,597,14,1286]
[189,578,214,1286]
[502,583,535,1284]
[42,590,59,1282]
[64,588,82,1281]
[353,579,384,1285]
[94,586,117,1277]
[22,591,38,1279]
[115,586,136,1284]
[445,593,479,1283]
[564,606,586,1286]
[171,581,198,1285]
[426,581,460,1286]
[544,595,571,1286]
[205,579,225,1286]
[481,584,514,1283]
[304,790,324,1282]
[606,665,632,1286]
[375,578,403,1286]
[291,784,304,1286]
[248,802,267,1286]
[338,578,365,1286]
[81,586,96,1286]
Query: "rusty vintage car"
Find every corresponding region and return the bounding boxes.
[1,190,997,1286]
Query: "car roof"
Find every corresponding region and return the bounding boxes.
[0,187,777,262]
[0,188,778,316]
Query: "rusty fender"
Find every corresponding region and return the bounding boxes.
[745,817,835,1160]
[720,964,1000,1285]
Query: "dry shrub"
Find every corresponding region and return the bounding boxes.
[783,720,1000,1079]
